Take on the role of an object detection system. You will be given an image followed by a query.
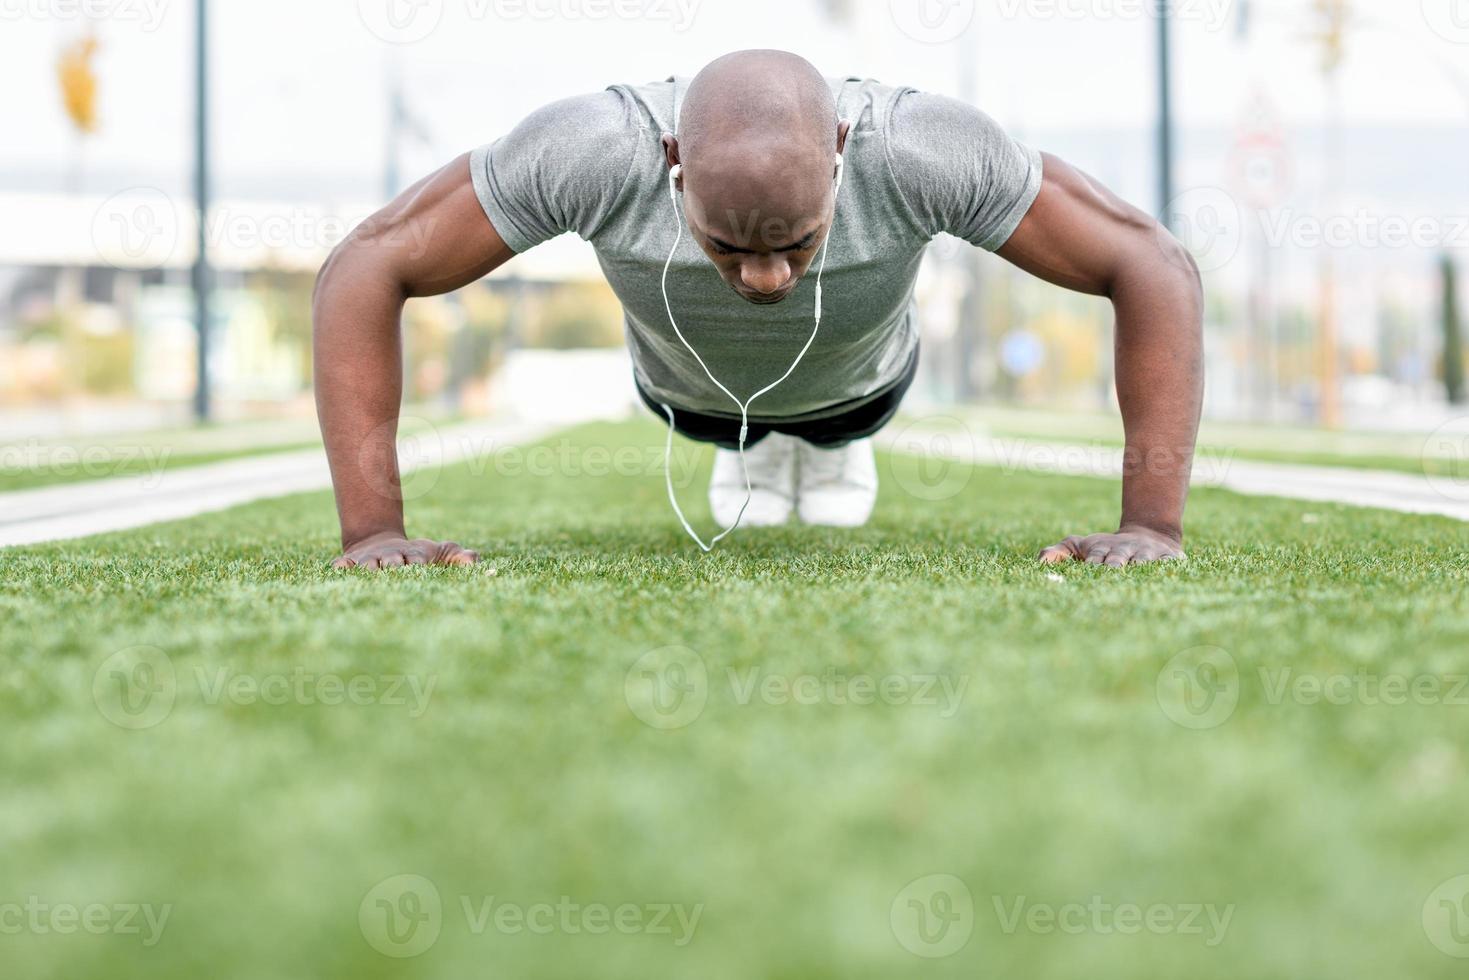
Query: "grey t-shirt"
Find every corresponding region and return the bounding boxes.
[469,76,1042,421]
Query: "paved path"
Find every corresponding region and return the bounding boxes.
[878,423,1469,523]
[0,419,556,548]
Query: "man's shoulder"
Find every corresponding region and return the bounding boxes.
[517,87,646,142]
[828,76,917,136]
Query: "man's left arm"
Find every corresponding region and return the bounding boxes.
[995,153,1204,566]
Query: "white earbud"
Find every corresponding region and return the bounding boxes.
[658,134,848,552]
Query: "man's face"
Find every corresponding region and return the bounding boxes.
[681,186,833,306]
[668,131,838,306]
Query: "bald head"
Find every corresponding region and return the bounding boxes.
[679,50,836,167]
[663,50,849,304]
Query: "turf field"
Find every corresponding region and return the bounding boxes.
[4,419,1469,979]
[0,414,452,492]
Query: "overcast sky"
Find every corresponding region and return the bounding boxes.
[2,0,1466,200]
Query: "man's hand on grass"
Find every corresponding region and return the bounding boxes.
[333,531,479,570]
[1038,525,1184,568]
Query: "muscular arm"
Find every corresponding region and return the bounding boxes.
[996,153,1204,566]
[313,153,514,568]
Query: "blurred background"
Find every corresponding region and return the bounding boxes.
[2,0,1466,449]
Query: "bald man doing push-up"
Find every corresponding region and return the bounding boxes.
[313,50,1203,569]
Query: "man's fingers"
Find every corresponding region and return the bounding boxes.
[1038,535,1085,564]
[334,540,479,570]
[402,540,436,566]
[1104,545,1137,568]
[1131,547,1184,565]
[428,541,478,566]
[1084,543,1111,565]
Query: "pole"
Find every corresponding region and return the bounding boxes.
[192,0,212,422]
[1156,0,1175,228]
[1316,0,1347,428]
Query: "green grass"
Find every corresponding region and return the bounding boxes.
[0,414,451,492]
[955,404,1463,477]
[0,443,322,492]
[4,420,1469,979]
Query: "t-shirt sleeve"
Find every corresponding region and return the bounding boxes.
[885,89,1043,251]
[468,89,640,253]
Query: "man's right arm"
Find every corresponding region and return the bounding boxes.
[313,152,514,569]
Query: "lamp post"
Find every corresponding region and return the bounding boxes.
[1157,0,1175,228]
[192,0,212,422]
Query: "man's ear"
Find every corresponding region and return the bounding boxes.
[661,133,682,174]
[835,120,851,157]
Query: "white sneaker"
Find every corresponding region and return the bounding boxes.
[708,433,797,527]
[796,438,878,527]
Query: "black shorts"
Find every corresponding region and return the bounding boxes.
[636,346,919,450]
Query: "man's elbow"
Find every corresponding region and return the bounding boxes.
[313,232,405,322]
[1153,223,1204,307]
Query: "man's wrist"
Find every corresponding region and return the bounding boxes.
[1118,520,1183,547]
[341,524,407,550]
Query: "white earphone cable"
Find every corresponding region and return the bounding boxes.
[659,152,844,552]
